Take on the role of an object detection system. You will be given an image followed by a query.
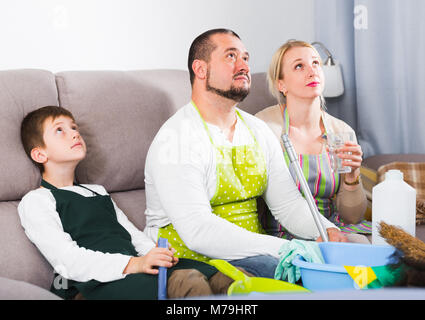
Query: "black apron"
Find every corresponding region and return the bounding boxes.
[41,180,217,300]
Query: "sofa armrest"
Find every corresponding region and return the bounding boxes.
[0,277,61,300]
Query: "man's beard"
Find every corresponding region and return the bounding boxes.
[206,70,250,102]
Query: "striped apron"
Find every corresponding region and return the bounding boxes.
[261,106,371,238]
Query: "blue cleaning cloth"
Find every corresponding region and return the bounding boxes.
[275,239,324,283]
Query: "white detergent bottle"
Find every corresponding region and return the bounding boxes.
[372,169,416,245]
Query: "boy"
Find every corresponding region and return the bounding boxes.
[18,106,234,299]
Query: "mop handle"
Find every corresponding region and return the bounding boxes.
[281,134,329,242]
[157,237,168,300]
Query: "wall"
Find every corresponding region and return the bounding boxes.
[0,0,315,73]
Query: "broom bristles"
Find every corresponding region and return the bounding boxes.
[378,222,425,269]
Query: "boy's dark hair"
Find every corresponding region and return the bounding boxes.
[21,106,75,173]
[187,28,240,86]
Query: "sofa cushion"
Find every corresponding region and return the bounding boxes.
[0,201,54,290]
[238,72,276,115]
[0,277,61,300]
[110,189,147,231]
[0,69,58,201]
[0,69,58,289]
[55,70,191,192]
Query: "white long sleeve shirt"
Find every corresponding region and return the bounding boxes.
[144,103,337,260]
[18,184,155,283]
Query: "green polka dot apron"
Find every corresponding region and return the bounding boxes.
[158,101,267,263]
[41,180,217,300]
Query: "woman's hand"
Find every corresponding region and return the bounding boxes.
[337,141,363,182]
[316,228,347,242]
[123,246,179,275]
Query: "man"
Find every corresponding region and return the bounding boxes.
[144,29,346,278]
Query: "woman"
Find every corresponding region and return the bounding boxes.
[256,40,371,242]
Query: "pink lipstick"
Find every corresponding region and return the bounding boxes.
[307,82,320,87]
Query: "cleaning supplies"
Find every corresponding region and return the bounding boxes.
[275,239,324,283]
[344,264,406,289]
[157,237,168,300]
[372,169,416,245]
[281,134,329,242]
[379,221,425,286]
[208,259,309,295]
[292,242,397,291]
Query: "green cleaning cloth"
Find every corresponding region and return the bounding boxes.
[275,239,324,283]
[344,264,407,289]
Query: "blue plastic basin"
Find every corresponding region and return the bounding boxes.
[292,242,396,291]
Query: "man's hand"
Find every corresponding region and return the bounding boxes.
[316,228,347,242]
[123,246,179,275]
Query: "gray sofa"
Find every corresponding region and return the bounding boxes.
[1,69,424,299]
[0,69,275,299]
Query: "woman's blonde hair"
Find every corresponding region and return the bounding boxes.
[267,39,325,108]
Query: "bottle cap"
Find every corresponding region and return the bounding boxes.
[385,169,403,180]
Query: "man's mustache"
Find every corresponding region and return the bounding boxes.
[233,72,250,82]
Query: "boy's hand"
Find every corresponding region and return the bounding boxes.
[123,247,179,275]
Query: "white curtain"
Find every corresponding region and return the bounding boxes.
[314,0,425,157]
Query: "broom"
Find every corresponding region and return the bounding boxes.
[379,221,425,286]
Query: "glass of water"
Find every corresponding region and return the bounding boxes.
[327,132,354,174]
